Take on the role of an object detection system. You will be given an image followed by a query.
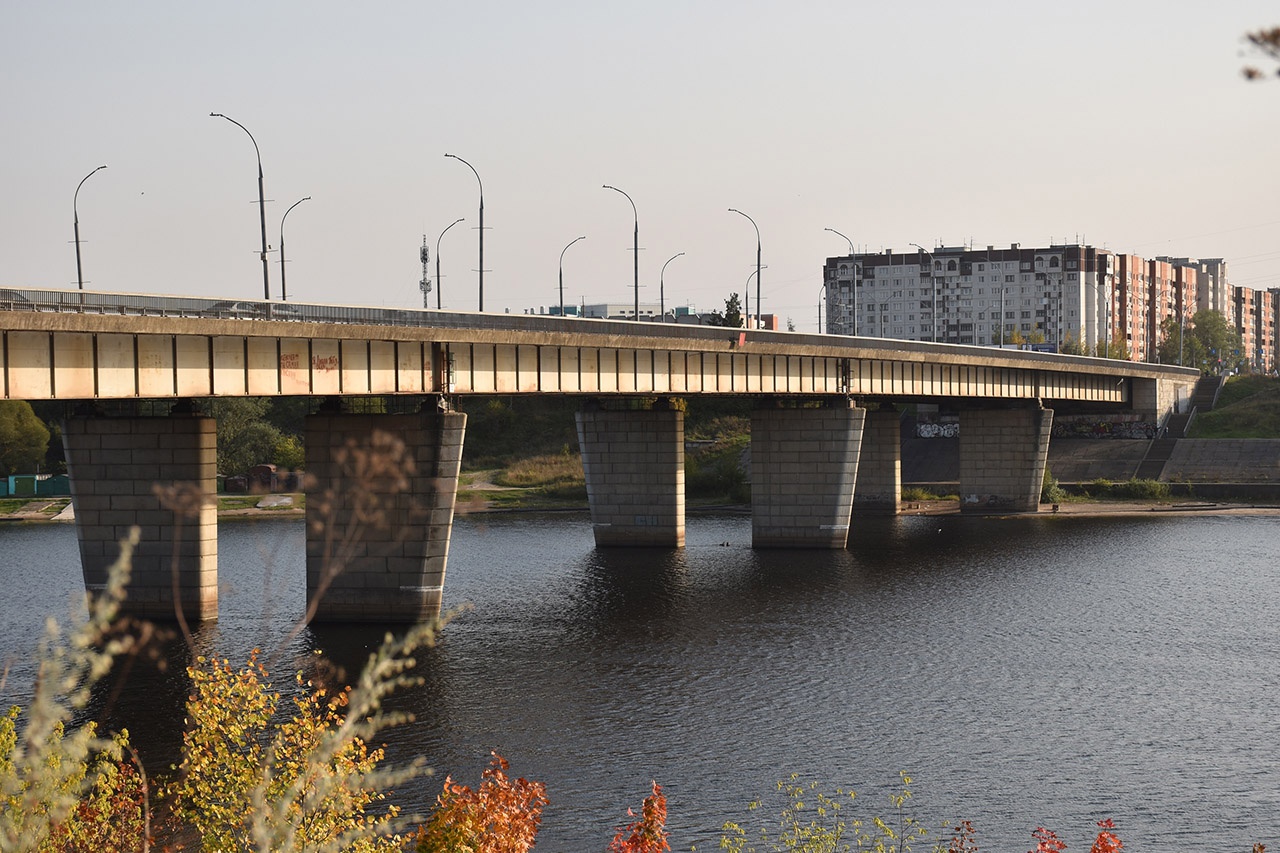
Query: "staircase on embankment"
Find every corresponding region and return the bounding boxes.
[1134,374,1226,480]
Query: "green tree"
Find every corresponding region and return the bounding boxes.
[208,398,283,476]
[708,293,743,328]
[0,401,51,476]
[1157,309,1241,373]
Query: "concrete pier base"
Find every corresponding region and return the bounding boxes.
[304,407,466,622]
[62,412,218,621]
[958,405,1054,513]
[576,403,685,547]
[751,400,864,548]
[853,408,902,515]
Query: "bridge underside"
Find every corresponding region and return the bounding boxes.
[60,395,1056,624]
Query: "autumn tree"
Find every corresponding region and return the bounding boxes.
[168,647,429,852]
[609,781,669,853]
[414,752,548,853]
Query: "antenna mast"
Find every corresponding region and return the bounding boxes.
[419,235,431,307]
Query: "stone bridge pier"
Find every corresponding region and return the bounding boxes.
[303,401,466,623]
[751,399,865,548]
[61,407,219,621]
[576,399,685,547]
[958,403,1054,512]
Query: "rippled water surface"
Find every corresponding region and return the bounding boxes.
[2,511,1278,851]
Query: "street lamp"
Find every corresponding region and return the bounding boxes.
[603,185,639,320]
[744,266,767,327]
[435,217,465,310]
[559,235,586,318]
[825,227,857,335]
[73,164,107,291]
[445,153,485,311]
[910,243,937,343]
[210,113,271,301]
[278,196,311,303]
[660,252,684,322]
[729,208,761,329]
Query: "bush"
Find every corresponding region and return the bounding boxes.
[1041,468,1067,504]
[1080,478,1172,502]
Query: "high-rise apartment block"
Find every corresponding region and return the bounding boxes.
[822,243,1278,373]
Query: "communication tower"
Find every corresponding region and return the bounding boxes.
[418,235,431,307]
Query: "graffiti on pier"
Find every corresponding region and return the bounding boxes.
[1051,415,1155,440]
[915,417,959,439]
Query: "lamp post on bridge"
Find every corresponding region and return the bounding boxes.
[434,217,465,310]
[910,243,937,343]
[210,113,271,301]
[278,196,310,303]
[660,252,684,322]
[559,235,586,318]
[603,185,640,320]
[729,208,761,328]
[825,227,857,335]
[445,153,485,311]
[73,164,107,291]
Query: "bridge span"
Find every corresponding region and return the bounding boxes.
[1,289,1198,624]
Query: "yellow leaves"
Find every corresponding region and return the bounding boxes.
[168,651,404,852]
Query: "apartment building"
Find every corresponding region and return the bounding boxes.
[823,243,1277,370]
[823,243,1115,353]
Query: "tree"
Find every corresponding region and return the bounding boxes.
[169,651,410,852]
[414,753,547,853]
[0,401,51,476]
[1243,26,1280,80]
[207,398,283,476]
[609,782,669,853]
[707,293,743,328]
[1157,309,1241,374]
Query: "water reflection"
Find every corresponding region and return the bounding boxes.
[3,512,1280,850]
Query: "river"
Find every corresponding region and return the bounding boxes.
[1,510,1277,851]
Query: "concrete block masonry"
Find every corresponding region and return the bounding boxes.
[304,410,466,622]
[62,414,218,621]
[576,407,685,547]
[751,402,865,548]
[958,406,1053,512]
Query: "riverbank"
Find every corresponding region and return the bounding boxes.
[5,494,1280,524]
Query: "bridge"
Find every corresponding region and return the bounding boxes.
[1,288,1198,623]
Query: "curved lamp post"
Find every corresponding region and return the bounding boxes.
[910,242,937,343]
[445,154,485,311]
[660,252,684,322]
[729,208,761,329]
[74,165,107,290]
[559,235,586,317]
[278,196,311,303]
[825,227,856,335]
[603,185,639,320]
[435,217,465,310]
[211,113,271,300]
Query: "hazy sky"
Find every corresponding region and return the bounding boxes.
[4,2,1279,330]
